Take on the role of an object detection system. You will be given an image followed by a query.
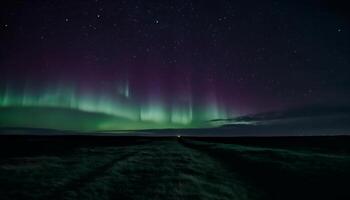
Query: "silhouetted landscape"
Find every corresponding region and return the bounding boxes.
[1,134,349,200]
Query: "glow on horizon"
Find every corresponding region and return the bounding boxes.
[0,83,236,130]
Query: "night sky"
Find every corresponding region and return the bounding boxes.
[0,0,349,131]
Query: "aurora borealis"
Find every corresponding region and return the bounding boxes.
[0,82,230,130]
[0,0,349,131]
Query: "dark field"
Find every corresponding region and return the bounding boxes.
[0,135,350,200]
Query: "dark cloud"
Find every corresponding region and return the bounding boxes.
[237,105,350,122]
[210,105,350,136]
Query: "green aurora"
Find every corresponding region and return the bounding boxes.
[0,84,234,131]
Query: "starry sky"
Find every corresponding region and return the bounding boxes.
[0,0,349,131]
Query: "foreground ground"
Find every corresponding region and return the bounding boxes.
[0,135,349,200]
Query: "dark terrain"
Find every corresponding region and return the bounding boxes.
[0,134,349,200]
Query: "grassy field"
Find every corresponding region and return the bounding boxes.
[0,136,349,200]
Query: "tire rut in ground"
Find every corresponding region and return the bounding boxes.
[46,152,137,200]
[178,140,261,200]
[124,140,257,200]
